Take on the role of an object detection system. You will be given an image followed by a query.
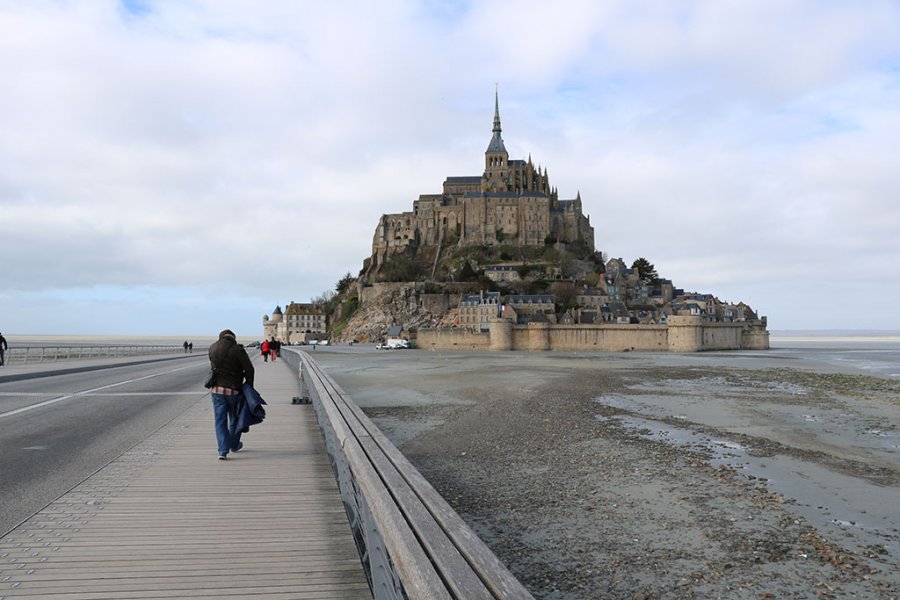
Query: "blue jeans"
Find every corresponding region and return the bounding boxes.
[211,393,243,456]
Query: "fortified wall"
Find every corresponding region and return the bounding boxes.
[417,315,769,352]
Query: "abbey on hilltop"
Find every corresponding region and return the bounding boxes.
[367,91,595,275]
[310,90,768,352]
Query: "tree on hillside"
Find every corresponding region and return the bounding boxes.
[312,290,335,309]
[631,257,659,285]
[457,260,479,282]
[335,272,355,294]
[378,255,417,282]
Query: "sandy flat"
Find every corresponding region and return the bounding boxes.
[312,347,899,599]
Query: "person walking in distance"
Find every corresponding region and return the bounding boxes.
[260,339,269,362]
[0,332,7,367]
[208,329,254,460]
[269,337,278,362]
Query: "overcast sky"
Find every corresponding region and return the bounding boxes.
[1,1,898,337]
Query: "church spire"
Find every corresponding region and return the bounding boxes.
[492,85,502,136]
[486,85,507,155]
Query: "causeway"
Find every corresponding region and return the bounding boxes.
[0,359,371,599]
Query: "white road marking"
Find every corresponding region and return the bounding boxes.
[0,364,204,419]
[0,392,206,397]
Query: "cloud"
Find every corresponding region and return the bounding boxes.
[0,0,898,334]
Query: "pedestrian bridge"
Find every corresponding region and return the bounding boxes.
[0,350,532,599]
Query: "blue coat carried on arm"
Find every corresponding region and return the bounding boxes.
[236,383,267,433]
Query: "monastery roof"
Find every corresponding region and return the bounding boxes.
[445,176,482,184]
[463,191,550,199]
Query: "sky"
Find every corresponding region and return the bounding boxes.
[1,1,898,337]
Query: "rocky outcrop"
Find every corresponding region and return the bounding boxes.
[333,286,446,343]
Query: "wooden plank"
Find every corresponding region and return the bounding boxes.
[0,360,371,600]
[0,582,373,600]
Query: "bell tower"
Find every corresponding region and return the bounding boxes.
[483,87,509,192]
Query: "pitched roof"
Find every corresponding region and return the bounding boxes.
[506,294,555,303]
[445,176,482,184]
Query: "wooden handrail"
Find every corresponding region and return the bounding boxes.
[284,349,533,600]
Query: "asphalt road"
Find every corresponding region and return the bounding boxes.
[0,355,212,536]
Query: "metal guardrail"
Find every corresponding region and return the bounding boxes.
[283,349,533,600]
[1,345,183,365]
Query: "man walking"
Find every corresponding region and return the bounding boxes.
[208,329,254,460]
[0,332,7,367]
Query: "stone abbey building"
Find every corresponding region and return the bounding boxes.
[369,93,595,272]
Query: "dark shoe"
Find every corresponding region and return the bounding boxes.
[232,441,244,452]
[218,454,227,460]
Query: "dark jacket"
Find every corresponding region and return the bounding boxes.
[208,337,254,391]
[236,383,267,433]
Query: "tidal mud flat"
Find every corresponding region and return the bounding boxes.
[315,348,899,599]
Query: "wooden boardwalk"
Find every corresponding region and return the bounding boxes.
[0,359,371,599]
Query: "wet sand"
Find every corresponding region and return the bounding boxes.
[312,347,899,599]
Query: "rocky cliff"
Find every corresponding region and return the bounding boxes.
[332,286,459,343]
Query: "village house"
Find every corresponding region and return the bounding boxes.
[458,291,501,331]
[505,294,557,323]
[262,302,328,343]
[483,265,521,283]
[576,287,608,308]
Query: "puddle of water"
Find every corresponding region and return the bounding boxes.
[627,376,808,396]
[599,393,899,458]
[594,406,900,559]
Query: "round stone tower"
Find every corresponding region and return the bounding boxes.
[489,318,513,351]
[667,315,704,352]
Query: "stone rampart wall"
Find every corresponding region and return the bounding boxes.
[701,323,744,350]
[511,327,531,350]
[417,328,490,350]
[741,328,770,350]
[419,317,766,352]
[548,324,668,351]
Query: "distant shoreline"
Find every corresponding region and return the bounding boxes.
[771,329,900,338]
[771,335,900,343]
